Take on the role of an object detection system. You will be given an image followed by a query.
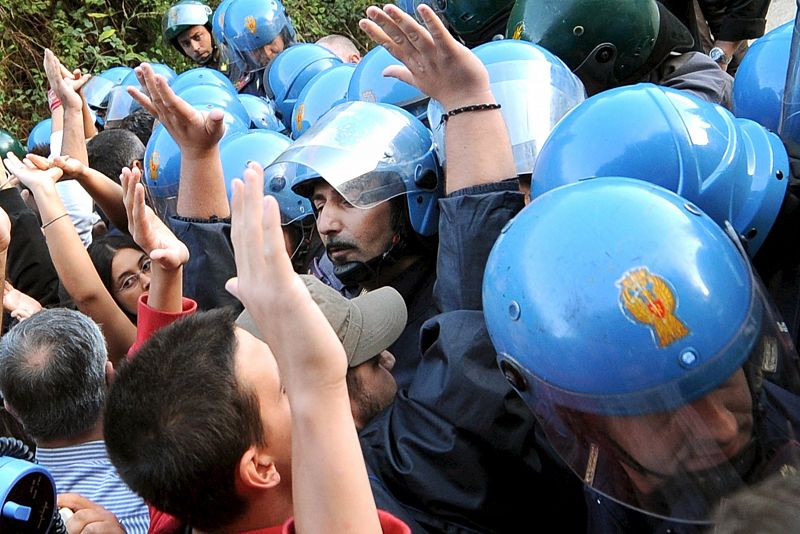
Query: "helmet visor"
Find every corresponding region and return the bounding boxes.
[521,268,799,524]
[267,101,436,209]
[83,76,116,109]
[428,58,585,174]
[106,85,142,122]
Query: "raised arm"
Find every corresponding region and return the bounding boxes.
[128,63,229,219]
[359,4,515,192]
[0,207,11,334]
[49,156,127,231]
[225,163,381,534]
[43,49,91,165]
[121,166,188,313]
[2,153,135,364]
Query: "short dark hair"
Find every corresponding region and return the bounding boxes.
[86,129,145,185]
[104,309,266,531]
[0,309,108,441]
[118,108,156,147]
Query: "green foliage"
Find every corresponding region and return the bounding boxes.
[0,0,377,142]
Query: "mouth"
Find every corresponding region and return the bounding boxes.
[327,246,354,262]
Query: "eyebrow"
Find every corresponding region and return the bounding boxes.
[115,253,148,286]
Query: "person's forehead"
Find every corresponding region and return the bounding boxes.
[180,25,208,40]
[233,327,279,382]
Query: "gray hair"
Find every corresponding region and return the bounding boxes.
[0,308,108,441]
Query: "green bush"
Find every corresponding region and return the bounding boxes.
[0,0,376,143]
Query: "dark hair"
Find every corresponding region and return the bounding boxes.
[88,234,144,319]
[119,108,156,147]
[29,143,51,158]
[104,309,266,531]
[0,309,108,441]
[86,129,145,185]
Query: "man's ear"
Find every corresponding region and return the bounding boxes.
[131,159,143,172]
[105,360,115,388]
[237,446,282,490]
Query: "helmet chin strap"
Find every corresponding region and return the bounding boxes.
[332,232,406,288]
[606,435,759,518]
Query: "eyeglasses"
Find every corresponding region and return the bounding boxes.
[117,258,152,293]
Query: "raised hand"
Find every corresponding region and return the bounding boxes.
[43,49,91,111]
[50,155,85,179]
[121,166,189,271]
[225,162,348,383]
[128,63,225,157]
[3,282,43,321]
[2,153,63,193]
[359,4,492,110]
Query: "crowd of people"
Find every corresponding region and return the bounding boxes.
[0,0,798,532]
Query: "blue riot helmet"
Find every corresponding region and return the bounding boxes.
[144,107,247,218]
[83,66,133,110]
[733,22,792,132]
[175,83,250,126]
[483,177,800,524]
[170,67,236,94]
[263,44,342,129]
[105,64,177,124]
[211,0,247,83]
[347,45,428,122]
[237,94,286,132]
[223,0,296,73]
[530,84,789,256]
[219,129,310,220]
[26,119,52,152]
[272,101,441,285]
[428,39,585,175]
[291,63,355,139]
[277,101,442,237]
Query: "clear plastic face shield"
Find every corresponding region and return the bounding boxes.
[83,76,116,110]
[265,101,438,210]
[105,85,142,123]
[514,228,800,525]
[428,57,586,174]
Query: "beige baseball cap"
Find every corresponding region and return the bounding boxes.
[236,275,408,366]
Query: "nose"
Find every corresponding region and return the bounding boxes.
[140,273,151,292]
[379,350,395,371]
[316,205,341,236]
[685,393,740,446]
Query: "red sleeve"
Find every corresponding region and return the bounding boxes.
[147,505,185,534]
[128,293,198,357]
[280,510,411,534]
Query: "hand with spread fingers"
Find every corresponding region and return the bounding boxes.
[358,4,492,110]
[121,166,189,272]
[43,49,91,111]
[128,63,225,157]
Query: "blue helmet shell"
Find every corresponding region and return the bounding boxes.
[174,83,250,126]
[347,45,428,121]
[219,129,312,222]
[531,83,789,256]
[264,43,343,128]
[291,63,355,139]
[237,94,286,132]
[223,0,296,70]
[171,67,236,94]
[26,118,52,151]
[733,22,792,132]
[484,177,761,416]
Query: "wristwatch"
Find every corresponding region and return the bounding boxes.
[709,47,732,66]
